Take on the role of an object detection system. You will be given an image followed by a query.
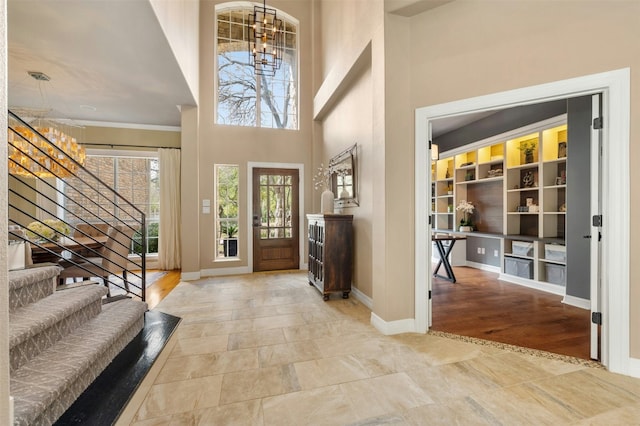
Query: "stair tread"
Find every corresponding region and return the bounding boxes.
[9,284,108,348]
[8,265,61,291]
[11,298,148,426]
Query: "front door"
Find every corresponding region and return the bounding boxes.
[252,168,299,271]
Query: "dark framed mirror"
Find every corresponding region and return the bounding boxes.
[329,143,358,207]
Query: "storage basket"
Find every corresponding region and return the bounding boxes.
[545,263,566,285]
[512,241,533,257]
[545,244,566,262]
[504,257,533,279]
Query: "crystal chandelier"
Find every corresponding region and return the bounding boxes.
[248,0,283,76]
[8,117,86,179]
[8,71,86,179]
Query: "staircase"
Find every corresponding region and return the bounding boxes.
[9,265,147,425]
[7,110,151,425]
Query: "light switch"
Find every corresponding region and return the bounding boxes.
[202,199,211,207]
[203,206,211,214]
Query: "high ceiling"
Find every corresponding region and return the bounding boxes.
[7,0,195,128]
[7,0,477,134]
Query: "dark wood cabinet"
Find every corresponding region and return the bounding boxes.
[307,214,353,300]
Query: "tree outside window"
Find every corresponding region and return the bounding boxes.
[216,6,298,129]
[216,164,239,258]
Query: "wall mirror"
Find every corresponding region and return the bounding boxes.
[329,143,358,207]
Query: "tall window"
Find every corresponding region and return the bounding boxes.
[63,153,160,255]
[215,164,239,259]
[216,4,298,129]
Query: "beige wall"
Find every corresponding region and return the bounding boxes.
[84,126,180,149]
[197,0,314,272]
[150,0,200,103]
[407,1,639,354]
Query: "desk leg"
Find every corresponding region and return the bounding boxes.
[433,240,457,283]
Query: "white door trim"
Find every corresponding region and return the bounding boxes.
[247,162,306,272]
[414,68,630,375]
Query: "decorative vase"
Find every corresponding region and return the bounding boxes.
[525,152,534,164]
[459,226,472,232]
[340,189,350,199]
[321,189,334,214]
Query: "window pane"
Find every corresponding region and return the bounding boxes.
[215,6,298,129]
[215,164,240,259]
[62,154,159,255]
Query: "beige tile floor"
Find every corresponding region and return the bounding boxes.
[118,271,640,425]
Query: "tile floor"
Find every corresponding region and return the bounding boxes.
[120,271,640,425]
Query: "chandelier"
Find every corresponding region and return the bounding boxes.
[248,0,283,76]
[8,117,86,179]
[8,71,86,179]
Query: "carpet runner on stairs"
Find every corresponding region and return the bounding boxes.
[8,265,147,426]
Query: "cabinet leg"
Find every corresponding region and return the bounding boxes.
[342,292,350,299]
[323,294,330,301]
[308,281,314,286]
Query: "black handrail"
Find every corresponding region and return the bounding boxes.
[7,110,147,301]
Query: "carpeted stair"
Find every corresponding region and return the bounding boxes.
[9,265,147,426]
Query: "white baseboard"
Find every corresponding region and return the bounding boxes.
[180,271,201,281]
[562,295,590,310]
[351,286,372,310]
[498,273,565,296]
[370,312,415,335]
[465,261,501,273]
[627,358,640,379]
[201,266,252,277]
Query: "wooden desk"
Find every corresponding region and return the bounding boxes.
[30,235,108,264]
[432,234,466,283]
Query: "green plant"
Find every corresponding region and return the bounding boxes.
[221,222,238,238]
[518,141,537,156]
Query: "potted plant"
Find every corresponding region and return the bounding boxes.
[456,200,475,232]
[221,222,238,257]
[518,141,537,164]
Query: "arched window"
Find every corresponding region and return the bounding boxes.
[215,3,298,129]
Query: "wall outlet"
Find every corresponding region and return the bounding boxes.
[494,250,499,257]
[477,247,482,254]
[481,248,485,254]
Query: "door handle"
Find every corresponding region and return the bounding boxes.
[253,215,261,227]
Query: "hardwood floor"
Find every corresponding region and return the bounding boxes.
[144,269,182,310]
[431,266,593,360]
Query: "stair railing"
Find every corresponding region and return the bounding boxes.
[7,110,147,301]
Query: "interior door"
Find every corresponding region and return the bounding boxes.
[590,93,603,360]
[252,168,299,272]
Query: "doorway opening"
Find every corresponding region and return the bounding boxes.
[414,69,630,375]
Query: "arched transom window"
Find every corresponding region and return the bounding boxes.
[215,2,298,130]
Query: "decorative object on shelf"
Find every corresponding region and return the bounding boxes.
[445,168,450,179]
[555,177,563,185]
[447,204,453,213]
[26,219,70,242]
[431,143,439,161]
[446,184,453,194]
[248,0,283,76]
[559,203,567,212]
[313,163,334,213]
[456,200,475,232]
[522,170,534,188]
[558,141,567,158]
[487,168,503,178]
[465,171,474,181]
[460,162,474,167]
[518,140,537,164]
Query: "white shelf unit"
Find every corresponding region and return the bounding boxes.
[433,115,568,294]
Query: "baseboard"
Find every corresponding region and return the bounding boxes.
[627,357,640,379]
[180,271,201,281]
[465,261,501,273]
[350,286,372,310]
[201,266,252,277]
[370,312,415,335]
[562,295,590,310]
[498,273,565,296]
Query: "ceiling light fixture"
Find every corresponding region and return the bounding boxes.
[248,0,283,76]
[8,72,86,178]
